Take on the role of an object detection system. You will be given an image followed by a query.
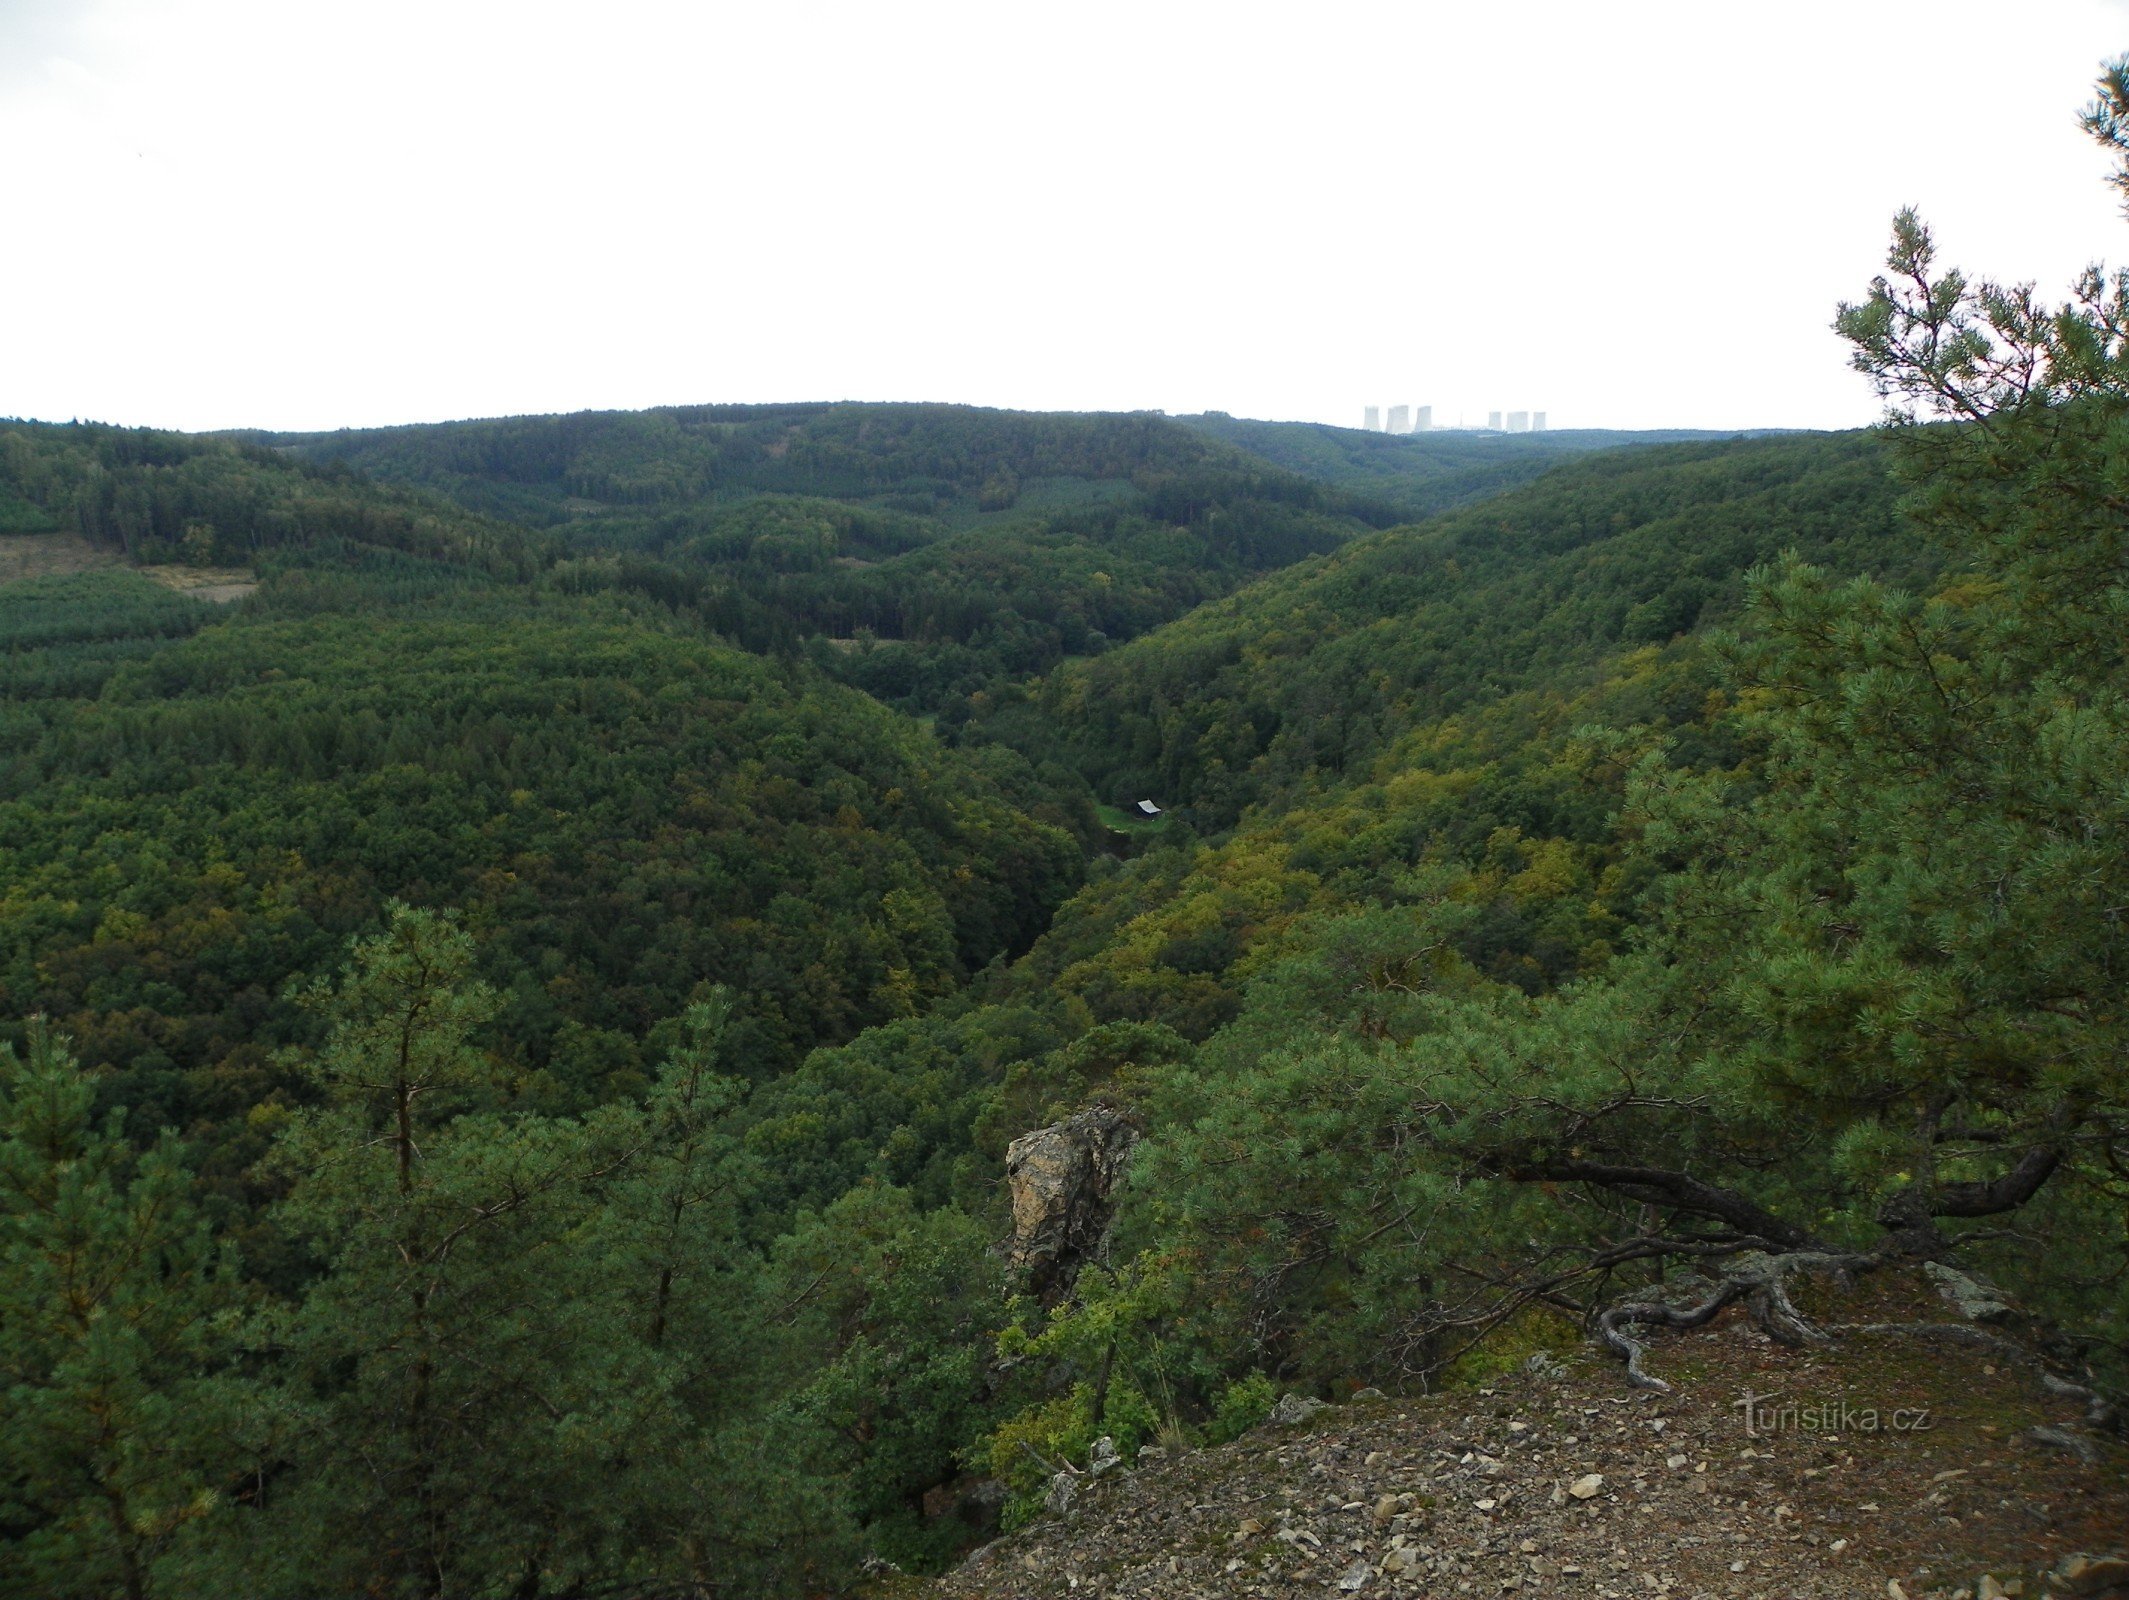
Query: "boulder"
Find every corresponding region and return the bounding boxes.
[1268,1392,1330,1426]
[921,1473,1005,1533]
[1005,1107,1139,1301]
[1923,1260,2013,1323]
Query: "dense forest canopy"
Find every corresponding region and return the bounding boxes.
[5,69,2129,1600]
[984,430,1918,828]
[240,402,1704,715]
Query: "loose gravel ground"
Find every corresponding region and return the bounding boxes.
[923,1275,2127,1600]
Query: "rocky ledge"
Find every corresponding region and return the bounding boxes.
[909,1268,2126,1600]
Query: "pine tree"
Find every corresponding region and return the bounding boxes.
[254,905,653,1598]
[0,1021,237,1600]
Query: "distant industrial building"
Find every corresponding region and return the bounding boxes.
[1533,412,1547,431]
[1355,402,1510,433]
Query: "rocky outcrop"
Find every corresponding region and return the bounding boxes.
[1923,1259,2014,1323]
[1266,1393,1329,1427]
[1004,1107,1138,1303]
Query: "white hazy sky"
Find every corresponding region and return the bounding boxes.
[5,0,2129,434]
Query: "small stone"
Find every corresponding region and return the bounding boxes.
[1372,1494,1400,1524]
[1569,1474,1605,1500]
[1888,1581,1910,1600]
[2057,1554,2129,1595]
[1337,1557,1372,1591]
[1667,1454,1689,1470]
[1136,1443,1167,1465]
[1238,1517,1265,1537]
[1976,1577,2007,1600]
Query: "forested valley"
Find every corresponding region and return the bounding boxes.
[7,100,2129,1600]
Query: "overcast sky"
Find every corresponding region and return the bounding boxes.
[5,0,2129,435]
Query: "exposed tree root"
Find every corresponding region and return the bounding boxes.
[1597,1252,2125,1459]
[1595,1251,1867,1392]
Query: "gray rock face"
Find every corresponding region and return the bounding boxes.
[1005,1107,1139,1302]
[1087,1435,1121,1478]
[1923,1260,2013,1322]
[1267,1392,1330,1426]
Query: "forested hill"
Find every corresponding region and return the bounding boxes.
[762,377,2128,1576]
[8,358,2129,1594]
[992,430,1912,827]
[0,416,1084,1200]
[250,402,1236,525]
[243,403,1400,710]
[1176,411,1752,517]
[0,418,551,574]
